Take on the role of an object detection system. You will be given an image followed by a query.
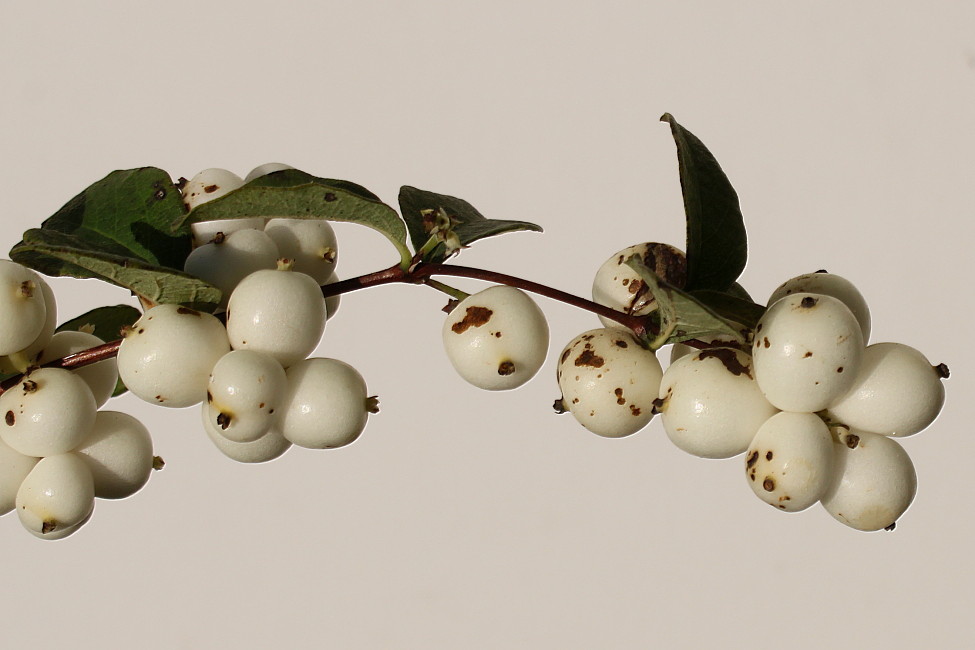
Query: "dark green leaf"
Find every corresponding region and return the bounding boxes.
[661,114,747,292]
[57,304,142,397]
[11,229,221,311]
[398,186,542,262]
[175,170,412,264]
[625,255,746,348]
[35,167,190,270]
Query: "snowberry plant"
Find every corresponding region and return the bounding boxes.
[0,114,949,540]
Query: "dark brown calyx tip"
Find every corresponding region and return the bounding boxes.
[935,363,950,379]
[553,399,566,414]
[497,361,515,376]
[799,296,818,309]
[884,522,897,531]
[762,477,775,492]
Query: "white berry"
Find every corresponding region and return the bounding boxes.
[244,162,294,183]
[0,367,98,457]
[73,411,154,500]
[557,328,662,438]
[38,330,119,408]
[278,358,375,449]
[657,348,778,459]
[768,272,871,342]
[226,264,327,368]
[203,350,287,442]
[0,437,38,516]
[183,228,280,310]
[442,286,549,391]
[117,304,231,407]
[181,168,244,212]
[752,293,863,412]
[0,259,49,355]
[591,243,687,329]
[826,343,946,437]
[745,411,835,512]
[821,429,917,531]
[264,218,338,284]
[16,453,95,539]
[203,417,292,464]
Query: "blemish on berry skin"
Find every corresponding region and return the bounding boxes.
[756,323,763,333]
[206,391,213,403]
[203,184,219,193]
[765,451,773,461]
[574,349,604,368]
[837,367,844,373]
[763,337,770,348]
[629,405,641,416]
[803,351,813,358]
[614,388,625,405]
[4,411,13,426]
[494,331,502,338]
[614,340,628,348]
[258,402,265,409]
[560,349,571,364]
[451,306,493,333]
[763,477,776,492]
[176,307,201,317]
[698,348,750,377]
[746,451,759,468]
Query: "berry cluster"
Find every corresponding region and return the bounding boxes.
[547,245,945,531]
[119,165,377,465]
[0,260,154,539]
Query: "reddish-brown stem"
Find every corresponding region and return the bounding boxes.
[0,261,658,395]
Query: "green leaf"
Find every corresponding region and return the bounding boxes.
[625,255,746,349]
[34,167,190,270]
[398,186,543,262]
[57,304,142,397]
[661,114,747,292]
[688,289,766,330]
[11,228,221,311]
[175,169,412,265]
[56,304,142,342]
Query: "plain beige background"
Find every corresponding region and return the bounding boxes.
[1,2,972,648]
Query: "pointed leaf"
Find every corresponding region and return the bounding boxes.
[10,229,221,311]
[661,114,747,292]
[399,186,542,262]
[175,169,411,264]
[626,255,745,348]
[37,167,190,270]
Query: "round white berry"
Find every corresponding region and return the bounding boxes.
[181,168,244,212]
[203,350,287,442]
[6,272,58,370]
[821,429,916,531]
[324,271,341,321]
[38,330,119,408]
[190,218,266,248]
[183,228,280,310]
[16,453,95,539]
[116,304,231,407]
[0,437,38,516]
[752,293,864,412]
[278,358,375,449]
[72,411,154,500]
[244,162,294,183]
[264,218,338,284]
[744,411,835,512]
[657,348,778,459]
[226,264,326,368]
[557,328,662,438]
[0,260,49,356]
[768,272,871,342]
[0,368,98,457]
[442,286,549,391]
[826,342,946,437]
[591,243,687,329]
[203,416,291,464]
